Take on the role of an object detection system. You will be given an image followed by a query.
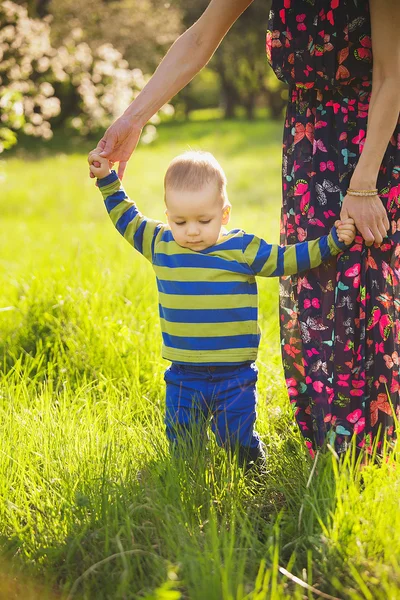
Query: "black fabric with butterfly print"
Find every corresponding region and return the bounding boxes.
[267,0,400,456]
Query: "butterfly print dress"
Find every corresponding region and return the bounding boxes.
[266,0,400,456]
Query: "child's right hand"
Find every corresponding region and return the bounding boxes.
[335,218,356,245]
[88,151,112,179]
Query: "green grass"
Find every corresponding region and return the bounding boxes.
[1,118,399,600]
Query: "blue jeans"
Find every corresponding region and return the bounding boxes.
[164,362,262,452]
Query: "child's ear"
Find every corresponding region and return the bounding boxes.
[222,205,231,225]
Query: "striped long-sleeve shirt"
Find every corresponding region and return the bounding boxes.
[98,171,348,364]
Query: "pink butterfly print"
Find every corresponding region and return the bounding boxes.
[305,441,315,459]
[284,0,291,8]
[295,181,309,196]
[350,242,363,252]
[315,120,328,129]
[308,217,325,227]
[350,380,365,397]
[297,276,313,294]
[388,183,400,203]
[326,386,334,404]
[340,100,356,124]
[337,374,350,387]
[304,65,313,77]
[323,209,336,219]
[324,413,332,423]
[375,341,385,354]
[306,347,320,358]
[313,138,328,155]
[300,192,311,215]
[344,340,353,352]
[355,35,372,61]
[297,227,307,241]
[391,378,400,393]
[296,13,307,31]
[304,298,320,309]
[358,102,369,118]
[287,223,295,237]
[352,129,366,152]
[383,351,399,369]
[345,263,361,288]
[379,314,394,341]
[326,100,340,114]
[382,262,392,281]
[367,306,381,330]
[320,161,335,172]
[346,409,365,434]
[313,380,324,393]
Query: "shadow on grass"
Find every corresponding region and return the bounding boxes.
[0,557,62,600]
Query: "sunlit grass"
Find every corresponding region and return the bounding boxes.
[0,118,399,599]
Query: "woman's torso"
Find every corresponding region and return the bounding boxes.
[267,0,372,90]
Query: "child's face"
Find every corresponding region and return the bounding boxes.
[165,182,230,251]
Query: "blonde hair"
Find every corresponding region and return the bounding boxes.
[164,151,229,204]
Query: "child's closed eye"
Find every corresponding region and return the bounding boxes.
[200,220,211,224]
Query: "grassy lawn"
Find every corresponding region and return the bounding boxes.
[0,118,399,600]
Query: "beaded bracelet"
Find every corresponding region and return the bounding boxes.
[347,188,378,197]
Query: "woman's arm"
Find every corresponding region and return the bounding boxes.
[340,0,400,245]
[95,0,254,178]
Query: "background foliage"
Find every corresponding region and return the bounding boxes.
[1,0,287,153]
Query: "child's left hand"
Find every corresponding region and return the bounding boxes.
[335,218,356,245]
[88,151,113,179]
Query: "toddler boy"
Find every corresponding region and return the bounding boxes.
[88,150,355,471]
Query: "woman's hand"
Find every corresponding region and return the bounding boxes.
[340,193,390,246]
[90,116,143,180]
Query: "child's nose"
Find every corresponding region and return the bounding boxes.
[187,224,200,236]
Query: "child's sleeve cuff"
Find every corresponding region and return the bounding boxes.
[330,225,350,252]
[97,170,119,188]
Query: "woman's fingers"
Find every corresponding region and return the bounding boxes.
[383,213,390,232]
[379,219,389,240]
[358,225,375,246]
[370,224,383,246]
[118,160,128,180]
[99,134,116,158]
